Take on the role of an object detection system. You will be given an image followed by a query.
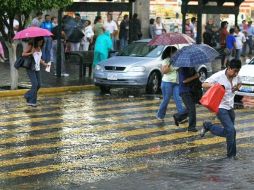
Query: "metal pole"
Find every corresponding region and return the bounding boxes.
[235,13,238,26]
[182,13,186,34]
[56,9,63,78]
[129,1,133,43]
[197,13,202,44]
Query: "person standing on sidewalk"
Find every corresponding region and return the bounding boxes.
[41,14,54,63]
[156,47,187,123]
[234,25,246,60]
[200,59,242,159]
[23,37,49,107]
[119,14,129,50]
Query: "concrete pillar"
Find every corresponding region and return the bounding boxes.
[134,0,150,38]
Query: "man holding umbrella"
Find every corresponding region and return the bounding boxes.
[170,44,219,131]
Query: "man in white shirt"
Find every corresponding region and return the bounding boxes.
[104,14,118,50]
[200,59,242,159]
[234,25,246,60]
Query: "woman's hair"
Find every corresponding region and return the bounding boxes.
[149,18,155,25]
[94,16,102,24]
[161,46,177,60]
[33,37,45,48]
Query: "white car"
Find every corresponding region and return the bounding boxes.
[236,58,254,96]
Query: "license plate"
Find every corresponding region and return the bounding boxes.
[240,85,254,92]
[107,73,118,80]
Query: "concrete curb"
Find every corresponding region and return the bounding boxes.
[0,85,98,97]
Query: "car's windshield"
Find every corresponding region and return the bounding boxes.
[248,59,254,65]
[118,42,164,57]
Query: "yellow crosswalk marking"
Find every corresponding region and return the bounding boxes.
[0,130,253,179]
[0,110,251,145]
[1,120,253,169]
[0,106,159,127]
[0,99,161,119]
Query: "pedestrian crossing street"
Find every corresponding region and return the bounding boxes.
[0,91,254,187]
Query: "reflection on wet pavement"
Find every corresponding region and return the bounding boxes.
[0,90,254,189]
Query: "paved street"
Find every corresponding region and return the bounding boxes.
[0,90,254,189]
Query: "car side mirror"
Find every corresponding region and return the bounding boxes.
[246,59,251,64]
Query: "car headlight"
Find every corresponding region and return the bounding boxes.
[95,65,103,71]
[127,66,146,72]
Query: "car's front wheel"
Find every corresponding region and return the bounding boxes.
[99,85,111,94]
[199,68,208,82]
[146,72,160,94]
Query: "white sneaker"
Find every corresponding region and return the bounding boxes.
[61,73,69,77]
[27,103,37,107]
[156,115,164,121]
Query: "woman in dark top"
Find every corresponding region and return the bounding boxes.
[178,67,200,132]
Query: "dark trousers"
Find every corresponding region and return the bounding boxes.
[206,108,236,157]
[25,70,41,104]
[181,92,196,129]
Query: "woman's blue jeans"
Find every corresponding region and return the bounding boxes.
[157,81,185,119]
[206,108,236,157]
[25,70,41,104]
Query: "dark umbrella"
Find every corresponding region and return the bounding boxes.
[170,44,219,67]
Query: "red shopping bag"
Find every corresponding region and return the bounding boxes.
[200,83,225,113]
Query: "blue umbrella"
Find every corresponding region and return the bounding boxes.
[170,44,219,67]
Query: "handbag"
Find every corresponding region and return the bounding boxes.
[199,83,225,113]
[22,55,35,69]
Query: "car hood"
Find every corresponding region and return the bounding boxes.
[239,65,254,77]
[98,56,153,67]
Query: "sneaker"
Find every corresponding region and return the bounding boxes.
[173,114,179,126]
[61,73,69,77]
[156,115,164,121]
[187,128,198,132]
[200,121,212,137]
[27,103,37,107]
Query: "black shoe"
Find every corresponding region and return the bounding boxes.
[200,121,211,137]
[179,118,188,124]
[173,115,179,126]
[188,128,198,132]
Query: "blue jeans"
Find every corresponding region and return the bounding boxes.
[242,36,252,55]
[206,108,236,157]
[181,92,196,129]
[157,81,185,119]
[42,36,52,63]
[120,38,128,50]
[25,70,41,104]
[235,49,242,60]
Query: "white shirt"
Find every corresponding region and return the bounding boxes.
[5,19,19,34]
[33,51,42,71]
[155,23,163,36]
[204,69,241,110]
[234,32,246,49]
[82,25,94,42]
[104,20,118,34]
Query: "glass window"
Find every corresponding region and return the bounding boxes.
[118,42,164,57]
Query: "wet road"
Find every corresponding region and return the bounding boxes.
[0,90,254,190]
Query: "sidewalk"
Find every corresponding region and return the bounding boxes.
[0,59,94,90]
